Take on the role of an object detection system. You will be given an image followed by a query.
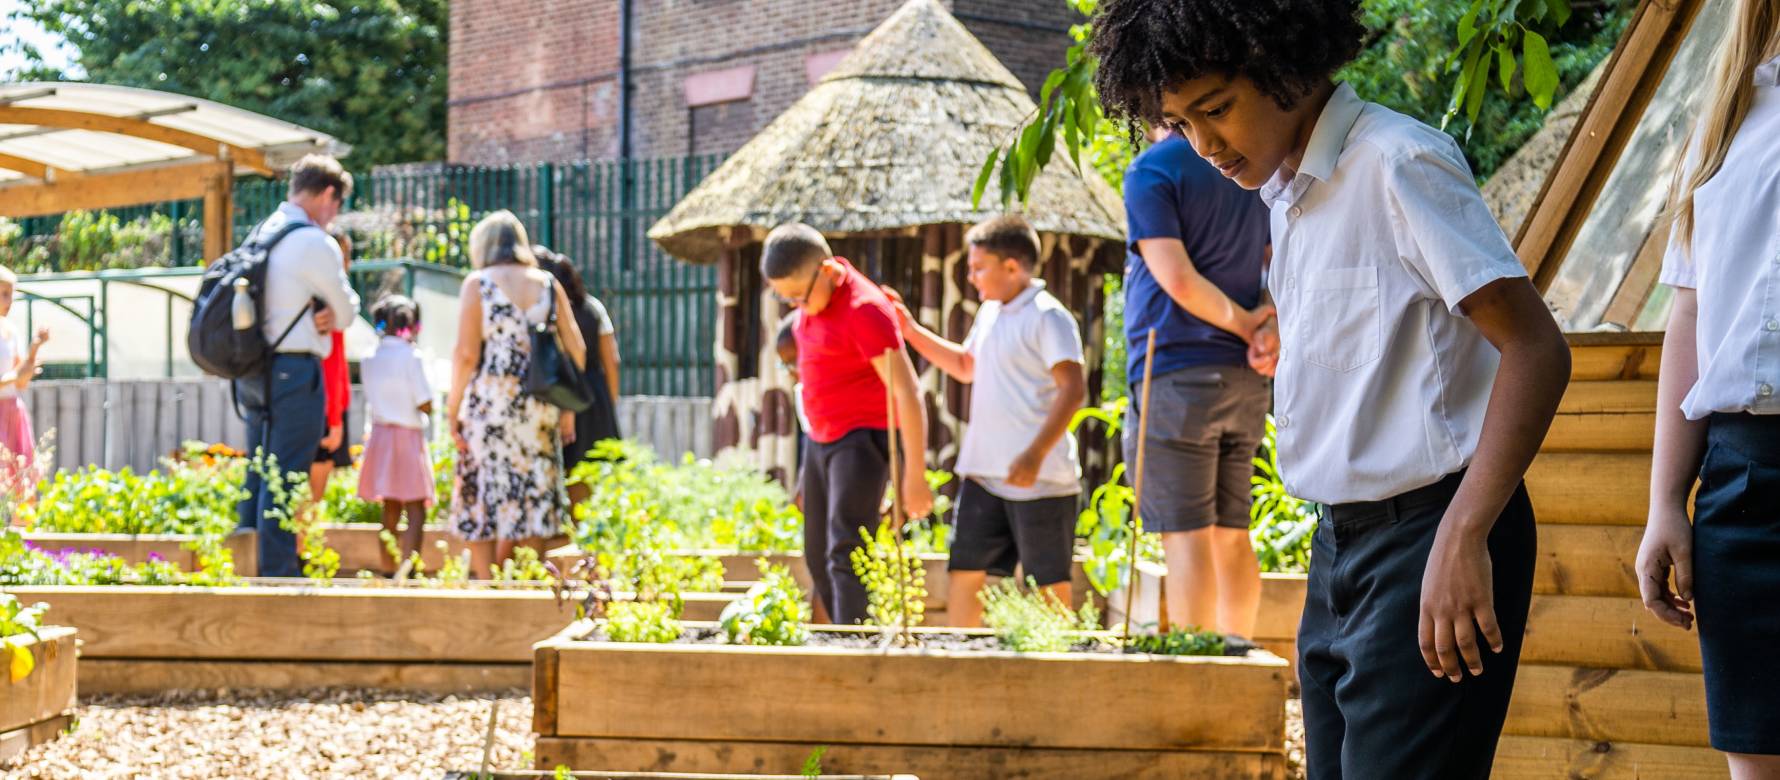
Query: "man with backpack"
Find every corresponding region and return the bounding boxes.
[223,155,360,577]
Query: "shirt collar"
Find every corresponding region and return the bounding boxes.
[1001,279,1046,312]
[1757,55,1780,88]
[1261,82,1366,206]
[277,201,313,225]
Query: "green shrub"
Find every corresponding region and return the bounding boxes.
[1250,416,1317,574]
[570,440,801,555]
[979,577,1100,653]
[605,600,682,644]
[720,560,811,646]
[28,458,246,537]
[850,521,926,636]
[318,467,382,526]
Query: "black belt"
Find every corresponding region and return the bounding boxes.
[1320,469,1467,526]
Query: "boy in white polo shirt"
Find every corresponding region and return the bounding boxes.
[1089,2,1572,778]
[885,215,1087,626]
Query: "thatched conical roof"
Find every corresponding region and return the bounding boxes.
[648,0,1127,264]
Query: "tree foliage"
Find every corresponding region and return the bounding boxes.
[980,0,1632,207]
[5,0,447,168]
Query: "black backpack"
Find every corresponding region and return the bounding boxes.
[187,220,316,380]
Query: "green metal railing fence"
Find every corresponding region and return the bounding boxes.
[3,154,727,397]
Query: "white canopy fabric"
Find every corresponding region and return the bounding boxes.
[0,81,349,184]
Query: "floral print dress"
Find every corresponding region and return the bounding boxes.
[452,275,569,542]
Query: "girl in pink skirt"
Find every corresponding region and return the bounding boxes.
[357,295,435,574]
[0,268,48,501]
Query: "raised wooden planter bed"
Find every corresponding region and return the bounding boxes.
[533,621,1289,780]
[5,584,730,695]
[0,625,78,763]
[444,772,917,780]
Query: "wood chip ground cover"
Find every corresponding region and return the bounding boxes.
[1,689,533,780]
[3,689,1307,779]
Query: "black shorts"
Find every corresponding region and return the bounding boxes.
[947,478,1077,586]
[315,409,351,468]
[1692,412,1780,755]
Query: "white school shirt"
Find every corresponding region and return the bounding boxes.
[952,281,1085,500]
[361,336,434,430]
[257,202,360,358]
[1658,56,1780,419]
[1260,83,1528,505]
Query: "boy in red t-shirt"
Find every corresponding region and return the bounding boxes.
[762,223,933,625]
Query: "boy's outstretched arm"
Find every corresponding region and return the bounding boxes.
[872,346,934,520]
[1008,361,1086,488]
[1419,276,1570,683]
[880,285,974,383]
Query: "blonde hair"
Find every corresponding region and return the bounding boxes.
[0,267,15,286]
[468,210,536,269]
[1666,0,1780,255]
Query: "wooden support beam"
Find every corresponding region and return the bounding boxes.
[1602,227,1669,328]
[0,106,272,175]
[1513,0,1709,292]
[0,152,52,179]
[204,166,235,260]
[0,160,230,218]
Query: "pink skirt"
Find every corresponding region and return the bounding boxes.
[0,397,35,496]
[357,423,433,504]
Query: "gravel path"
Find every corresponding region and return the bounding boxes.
[5,689,1307,779]
[3,689,534,780]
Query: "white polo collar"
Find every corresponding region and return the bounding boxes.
[1001,279,1046,312]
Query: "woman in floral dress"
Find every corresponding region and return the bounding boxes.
[446,210,587,578]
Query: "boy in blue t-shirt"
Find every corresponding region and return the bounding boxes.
[1122,128,1276,639]
[1089,2,1572,777]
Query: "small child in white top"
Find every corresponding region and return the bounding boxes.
[357,294,435,574]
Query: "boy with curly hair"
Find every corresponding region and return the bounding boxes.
[1088,2,1572,776]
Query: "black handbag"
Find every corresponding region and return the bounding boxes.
[524,278,596,412]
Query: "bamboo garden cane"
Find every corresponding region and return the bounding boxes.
[884,349,913,646]
[1120,329,1159,643]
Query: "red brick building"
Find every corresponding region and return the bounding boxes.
[448,0,1078,164]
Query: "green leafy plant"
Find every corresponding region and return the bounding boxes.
[0,527,231,587]
[250,451,340,583]
[719,560,811,646]
[849,521,926,639]
[434,540,471,588]
[604,600,682,644]
[979,577,1100,653]
[897,470,956,554]
[1,592,49,682]
[493,545,553,583]
[801,746,829,778]
[1125,627,1226,657]
[1249,416,1316,574]
[318,467,383,525]
[28,458,247,537]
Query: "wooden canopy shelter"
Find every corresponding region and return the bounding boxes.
[649,0,1126,481]
[0,82,348,259]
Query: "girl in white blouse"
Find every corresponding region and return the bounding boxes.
[1639,1,1780,771]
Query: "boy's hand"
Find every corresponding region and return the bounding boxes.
[1418,521,1499,683]
[899,469,933,522]
[879,284,914,330]
[320,424,344,452]
[313,308,337,335]
[1247,316,1279,377]
[30,327,49,350]
[1636,504,1695,630]
[1006,448,1044,488]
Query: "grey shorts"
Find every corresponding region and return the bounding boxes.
[1121,365,1270,533]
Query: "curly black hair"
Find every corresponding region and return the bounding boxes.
[1089,0,1368,143]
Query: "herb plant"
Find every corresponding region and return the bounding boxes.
[1125,627,1227,657]
[1250,416,1316,574]
[719,560,811,646]
[979,577,1100,653]
[604,600,682,644]
[849,521,926,637]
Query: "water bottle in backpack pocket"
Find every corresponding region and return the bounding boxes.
[188,221,316,379]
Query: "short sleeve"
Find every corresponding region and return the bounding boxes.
[1036,307,1085,368]
[1658,222,1698,290]
[585,295,616,335]
[1122,162,1182,250]
[848,297,904,360]
[409,355,435,408]
[1385,144,1528,312]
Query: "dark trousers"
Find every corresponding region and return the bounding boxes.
[235,354,325,578]
[799,428,889,624]
[1298,471,1536,780]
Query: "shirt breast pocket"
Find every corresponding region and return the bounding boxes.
[1298,266,1382,373]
